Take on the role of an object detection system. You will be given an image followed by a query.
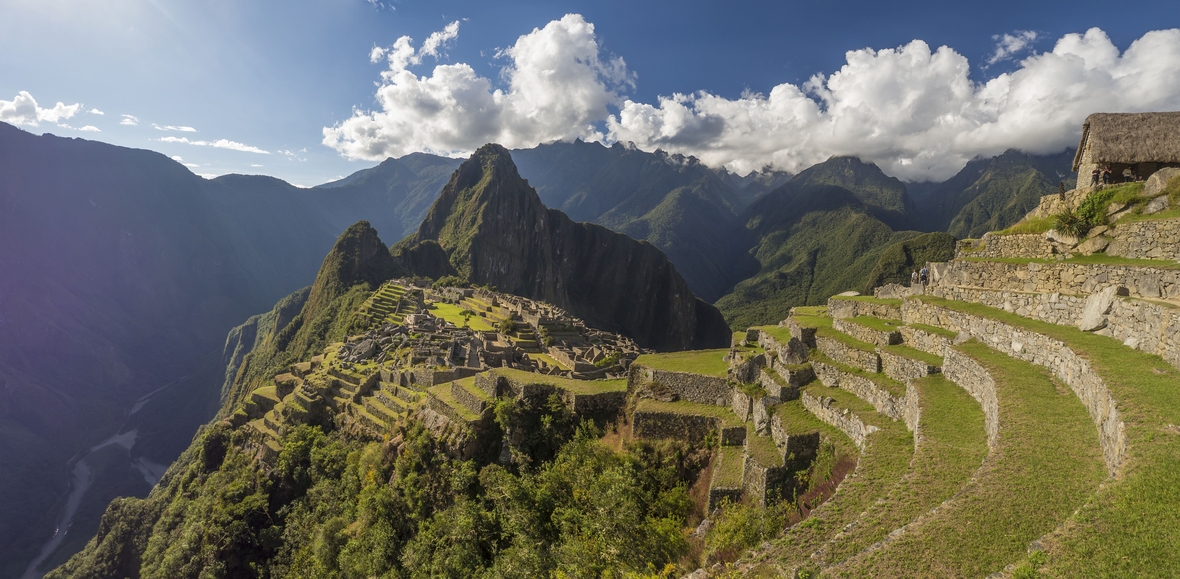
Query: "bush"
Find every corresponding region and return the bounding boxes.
[431,275,466,289]
[1076,188,1116,227]
[704,500,791,563]
[1052,207,1089,237]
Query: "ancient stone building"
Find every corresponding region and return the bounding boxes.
[1073,111,1180,189]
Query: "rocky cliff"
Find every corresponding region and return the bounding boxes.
[397,144,731,351]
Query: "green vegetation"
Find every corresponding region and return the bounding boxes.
[819,373,988,568]
[861,232,957,293]
[1052,206,1089,237]
[712,446,746,488]
[997,215,1055,235]
[704,500,793,564]
[878,343,944,367]
[846,340,1106,577]
[810,350,907,398]
[846,315,903,333]
[914,297,1180,576]
[427,383,481,422]
[635,399,744,428]
[634,349,730,377]
[905,322,956,339]
[427,301,494,331]
[745,426,784,467]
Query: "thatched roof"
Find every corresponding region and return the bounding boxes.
[1072,112,1180,170]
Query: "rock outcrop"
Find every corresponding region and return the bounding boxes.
[396,144,731,351]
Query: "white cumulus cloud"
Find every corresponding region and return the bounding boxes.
[987,30,1039,66]
[153,123,197,132]
[120,114,139,126]
[89,108,104,115]
[0,91,81,127]
[326,19,1180,181]
[324,14,634,159]
[77,125,101,132]
[159,136,270,154]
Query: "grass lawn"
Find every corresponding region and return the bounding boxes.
[915,296,1180,577]
[843,340,1106,577]
[997,216,1055,235]
[878,343,944,368]
[847,316,903,333]
[746,424,784,467]
[489,367,626,395]
[426,383,481,422]
[818,373,987,568]
[1062,253,1180,270]
[815,325,879,357]
[905,322,957,339]
[774,398,857,460]
[426,301,495,331]
[634,398,743,428]
[1115,206,1180,224]
[829,295,903,307]
[634,349,729,377]
[753,325,795,345]
[760,387,913,569]
[712,446,746,488]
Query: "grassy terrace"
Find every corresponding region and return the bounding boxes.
[488,367,626,395]
[878,343,944,368]
[760,387,913,569]
[841,340,1106,578]
[818,373,987,568]
[828,295,903,307]
[963,254,1180,270]
[426,301,495,331]
[633,398,743,428]
[914,296,1180,577]
[252,385,280,403]
[746,424,784,467]
[450,376,488,401]
[427,383,481,422]
[1117,206,1180,223]
[847,316,903,333]
[816,326,882,359]
[811,351,906,398]
[713,446,746,488]
[905,322,957,339]
[529,352,569,370]
[633,348,729,377]
[753,324,795,345]
[774,398,854,454]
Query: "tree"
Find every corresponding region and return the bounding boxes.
[459,309,476,327]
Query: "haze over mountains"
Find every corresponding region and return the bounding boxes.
[0,120,1074,577]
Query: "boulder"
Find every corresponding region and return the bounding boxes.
[1076,236,1110,256]
[1078,285,1120,332]
[1085,225,1109,238]
[782,337,809,365]
[1144,167,1180,197]
[1144,194,1172,215]
[1044,229,1079,247]
[837,291,861,297]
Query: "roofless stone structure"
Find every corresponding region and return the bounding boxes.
[1073,111,1180,189]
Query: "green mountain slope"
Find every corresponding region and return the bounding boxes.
[397,144,731,351]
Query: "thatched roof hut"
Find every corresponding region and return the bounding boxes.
[1072,112,1180,188]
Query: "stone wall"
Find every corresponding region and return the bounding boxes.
[760,366,809,400]
[743,454,793,507]
[630,366,732,406]
[903,299,1126,475]
[732,389,752,421]
[632,411,716,444]
[928,285,1180,371]
[817,336,881,373]
[827,298,903,321]
[941,348,999,448]
[833,318,901,346]
[800,390,880,449]
[955,233,1056,259]
[813,361,920,433]
[787,318,818,348]
[1107,218,1180,261]
[898,326,952,357]
[933,258,1180,300]
[563,390,628,416]
[450,382,487,415]
[758,332,809,365]
[878,348,940,382]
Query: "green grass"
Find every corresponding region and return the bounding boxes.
[878,343,944,368]
[761,389,913,568]
[753,324,796,345]
[449,376,490,402]
[801,383,888,427]
[815,326,879,357]
[746,425,785,467]
[904,322,957,339]
[529,352,569,370]
[997,216,1055,235]
[774,398,856,459]
[847,316,903,333]
[713,446,746,488]
[1061,253,1180,270]
[1117,207,1180,223]
[426,383,481,422]
[912,297,1180,577]
[426,301,495,331]
[489,367,626,395]
[634,398,743,428]
[811,351,907,398]
[843,340,1106,578]
[251,385,280,404]
[633,349,729,377]
[818,373,988,568]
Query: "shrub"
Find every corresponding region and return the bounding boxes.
[1166,174,1180,204]
[1052,207,1089,238]
[431,275,466,289]
[1076,188,1116,227]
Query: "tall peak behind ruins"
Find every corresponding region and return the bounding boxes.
[396,143,731,351]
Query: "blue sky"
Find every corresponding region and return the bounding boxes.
[2,0,1178,185]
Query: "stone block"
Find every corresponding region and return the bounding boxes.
[1144,167,1180,197]
[1078,285,1119,332]
[1076,236,1110,256]
[753,396,780,433]
[1144,194,1172,215]
[732,389,752,422]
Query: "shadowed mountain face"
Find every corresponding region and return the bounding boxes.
[398,144,732,351]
